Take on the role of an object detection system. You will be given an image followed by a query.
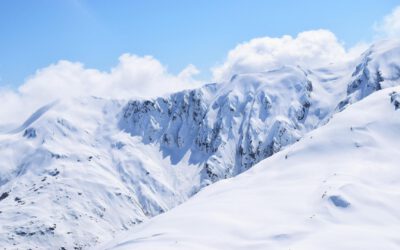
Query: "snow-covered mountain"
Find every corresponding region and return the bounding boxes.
[104,85,400,250]
[0,40,399,249]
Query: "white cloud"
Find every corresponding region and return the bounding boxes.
[0,54,201,125]
[374,6,400,39]
[212,29,362,82]
[178,64,200,81]
[0,28,378,127]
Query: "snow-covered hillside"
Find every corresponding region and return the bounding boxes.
[0,40,399,249]
[104,86,400,250]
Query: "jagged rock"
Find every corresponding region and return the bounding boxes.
[0,192,9,202]
[23,127,37,138]
[390,92,400,110]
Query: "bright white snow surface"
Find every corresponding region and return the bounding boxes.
[0,97,202,249]
[0,40,398,249]
[104,87,400,250]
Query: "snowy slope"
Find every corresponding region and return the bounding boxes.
[0,98,202,249]
[0,40,399,249]
[104,86,400,250]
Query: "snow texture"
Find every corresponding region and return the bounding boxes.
[0,40,399,249]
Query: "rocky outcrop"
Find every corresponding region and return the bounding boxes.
[120,66,314,184]
[390,91,400,110]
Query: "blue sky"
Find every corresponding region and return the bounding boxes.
[0,0,399,87]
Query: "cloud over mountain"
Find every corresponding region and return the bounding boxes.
[0,54,201,125]
[374,5,400,39]
[212,29,366,82]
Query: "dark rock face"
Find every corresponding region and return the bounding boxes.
[339,59,383,112]
[23,128,37,139]
[347,55,382,97]
[390,92,400,110]
[0,192,9,202]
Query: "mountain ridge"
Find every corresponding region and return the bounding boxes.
[104,85,400,250]
[0,40,399,249]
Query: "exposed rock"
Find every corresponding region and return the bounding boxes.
[23,128,37,139]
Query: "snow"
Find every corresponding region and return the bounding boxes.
[0,98,202,249]
[0,40,398,249]
[103,86,400,250]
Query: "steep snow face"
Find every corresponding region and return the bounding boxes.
[120,66,320,183]
[104,86,400,250]
[338,39,400,110]
[0,40,399,249]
